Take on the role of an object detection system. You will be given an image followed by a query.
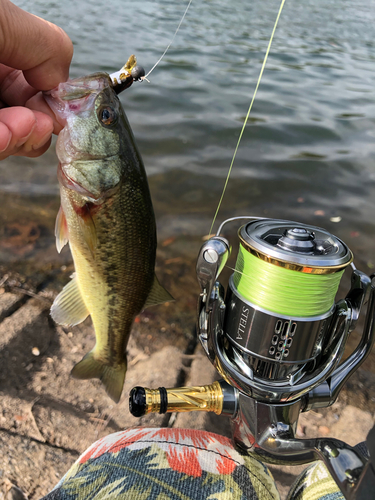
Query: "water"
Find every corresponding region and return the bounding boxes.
[1,0,375,271]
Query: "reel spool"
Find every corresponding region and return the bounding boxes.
[225,219,352,383]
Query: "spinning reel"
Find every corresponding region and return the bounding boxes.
[130,217,375,499]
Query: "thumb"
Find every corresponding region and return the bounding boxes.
[0,0,73,90]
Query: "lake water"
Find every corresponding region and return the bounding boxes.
[1,0,375,272]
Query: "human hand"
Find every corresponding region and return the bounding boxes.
[0,0,73,160]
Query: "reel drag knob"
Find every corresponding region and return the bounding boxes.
[277,227,316,253]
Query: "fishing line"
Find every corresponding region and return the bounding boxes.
[209,0,286,236]
[145,0,193,79]
[233,244,344,317]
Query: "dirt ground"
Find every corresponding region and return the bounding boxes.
[0,224,374,499]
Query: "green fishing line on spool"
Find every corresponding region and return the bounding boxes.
[233,244,344,317]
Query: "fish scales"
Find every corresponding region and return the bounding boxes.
[45,71,172,402]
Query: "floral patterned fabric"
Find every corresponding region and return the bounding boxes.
[42,427,281,500]
[42,427,348,500]
[287,462,344,500]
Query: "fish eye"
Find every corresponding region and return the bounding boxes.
[98,106,117,126]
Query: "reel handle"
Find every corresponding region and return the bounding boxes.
[129,380,237,417]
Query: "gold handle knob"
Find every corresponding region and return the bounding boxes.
[129,381,224,417]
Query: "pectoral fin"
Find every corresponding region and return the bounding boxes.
[51,273,89,327]
[55,206,69,253]
[144,274,174,308]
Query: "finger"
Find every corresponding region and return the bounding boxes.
[1,134,52,160]
[0,107,55,160]
[0,106,35,160]
[26,93,63,134]
[0,79,63,134]
[0,0,73,90]
[14,137,52,158]
[18,110,54,154]
[0,121,12,152]
[0,107,36,150]
[0,64,38,106]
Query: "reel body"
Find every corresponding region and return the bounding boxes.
[197,219,371,405]
[196,218,375,499]
[130,217,375,500]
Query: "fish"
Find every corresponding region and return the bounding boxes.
[45,63,172,403]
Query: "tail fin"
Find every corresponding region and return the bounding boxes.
[71,351,126,403]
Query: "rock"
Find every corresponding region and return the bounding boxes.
[0,479,28,500]
[27,345,187,454]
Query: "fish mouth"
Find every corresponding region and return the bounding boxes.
[44,73,112,128]
[45,73,123,163]
[44,57,145,124]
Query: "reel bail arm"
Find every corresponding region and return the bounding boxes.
[196,236,230,311]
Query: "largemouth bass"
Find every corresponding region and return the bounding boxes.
[45,68,172,403]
